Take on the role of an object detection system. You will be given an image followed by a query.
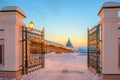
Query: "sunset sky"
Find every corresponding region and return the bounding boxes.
[0,0,120,47]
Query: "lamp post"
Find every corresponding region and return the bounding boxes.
[45,44,47,54]
[46,44,49,53]
[41,29,45,68]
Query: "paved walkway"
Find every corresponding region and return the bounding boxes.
[21,53,100,80]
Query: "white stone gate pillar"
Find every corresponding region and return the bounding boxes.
[98,2,120,80]
[0,6,26,79]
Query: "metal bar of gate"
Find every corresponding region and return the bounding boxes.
[87,28,89,67]
[22,26,24,74]
[25,29,28,74]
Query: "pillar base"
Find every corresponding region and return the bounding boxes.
[0,69,23,80]
[101,74,120,80]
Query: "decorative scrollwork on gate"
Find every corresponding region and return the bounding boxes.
[22,27,45,74]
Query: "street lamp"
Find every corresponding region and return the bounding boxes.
[29,21,34,30]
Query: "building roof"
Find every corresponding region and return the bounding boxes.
[66,38,73,48]
[45,40,64,47]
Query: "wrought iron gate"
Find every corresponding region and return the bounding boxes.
[22,27,45,74]
[88,25,102,74]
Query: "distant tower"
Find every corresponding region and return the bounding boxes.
[66,38,73,48]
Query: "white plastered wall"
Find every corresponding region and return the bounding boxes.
[0,7,26,71]
[99,6,120,74]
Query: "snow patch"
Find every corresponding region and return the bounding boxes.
[20,53,101,80]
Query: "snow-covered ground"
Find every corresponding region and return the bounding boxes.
[21,52,101,80]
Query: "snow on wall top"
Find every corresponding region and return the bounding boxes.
[45,40,64,47]
[103,2,120,7]
[1,6,26,17]
[98,2,120,15]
